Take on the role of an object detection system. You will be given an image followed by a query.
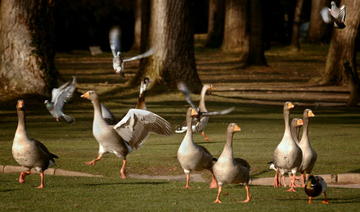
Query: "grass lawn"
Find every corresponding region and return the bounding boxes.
[1,43,360,211]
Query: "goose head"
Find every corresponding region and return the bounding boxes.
[16,99,25,111]
[81,90,98,102]
[139,77,150,96]
[284,101,294,111]
[304,109,315,118]
[291,118,304,127]
[227,123,241,134]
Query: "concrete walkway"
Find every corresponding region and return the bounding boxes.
[2,164,360,188]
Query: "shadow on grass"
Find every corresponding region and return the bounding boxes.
[84,181,169,187]
[277,197,360,204]
[348,169,360,173]
[0,189,20,192]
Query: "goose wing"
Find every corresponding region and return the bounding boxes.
[177,82,197,109]
[113,109,172,149]
[109,26,122,57]
[101,103,117,125]
[52,77,76,113]
[201,107,235,116]
[33,139,59,160]
[320,8,332,23]
[123,49,154,62]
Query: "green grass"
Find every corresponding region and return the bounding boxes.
[1,44,360,211]
[1,174,360,212]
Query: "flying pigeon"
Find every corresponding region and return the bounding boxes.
[320,1,346,29]
[44,76,76,123]
[109,26,154,76]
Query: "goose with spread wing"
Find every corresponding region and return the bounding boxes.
[13,100,58,188]
[109,26,153,76]
[44,76,76,123]
[81,90,172,178]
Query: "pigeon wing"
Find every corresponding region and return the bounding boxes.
[123,49,154,62]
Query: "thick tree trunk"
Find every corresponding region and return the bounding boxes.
[205,0,225,48]
[133,0,202,92]
[222,0,248,54]
[343,62,360,106]
[290,0,305,51]
[0,0,56,99]
[308,0,330,42]
[321,0,360,85]
[247,0,267,65]
[133,0,150,51]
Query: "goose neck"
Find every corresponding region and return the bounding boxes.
[199,88,207,111]
[16,109,27,137]
[220,131,234,158]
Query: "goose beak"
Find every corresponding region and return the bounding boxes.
[17,99,24,109]
[288,102,294,109]
[297,119,304,126]
[233,124,241,132]
[308,110,315,117]
[81,92,90,99]
[191,108,198,117]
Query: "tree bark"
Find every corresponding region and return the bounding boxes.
[0,0,56,99]
[222,0,248,53]
[321,0,360,85]
[308,0,330,42]
[133,0,202,92]
[205,0,225,48]
[133,0,150,51]
[290,0,305,51]
[343,62,360,106]
[247,0,267,65]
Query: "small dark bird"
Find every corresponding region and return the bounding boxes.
[109,26,153,76]
[304,175,329,204]
[320,1,346,29]
[44,76,76,123]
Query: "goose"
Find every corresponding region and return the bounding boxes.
[176,83,234,141]
[44,76,76,123]
[320,1,346,29]
[81,90,172,178]
[273,102,302,192]
[12,100,58,188]
[135,77,150,110]
[177,108,218,189]
[213,123,251,203]
[299,109,317,187]
[272,118,303,187]
[109,26,153,76]
[304,175,328,204]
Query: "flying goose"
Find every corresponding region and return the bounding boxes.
[44,76,76,123]
[273,102,302,192]
[109,26,153,76]
[320,1,346,28]
[299,109,317,187]
[176,82,234,141]
[13,100,58,188]
[304,175,328,204]
[81,90,172,178]
[213,123,251,203]
[177,108,218,189]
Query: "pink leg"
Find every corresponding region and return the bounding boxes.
[18,170,31,184]
[209,170,218,189]
[322,192,329,204]
[85,154,103,166]
[243,184,251,203]
[120,159,127,179]
[201,131,209,141]
[214,185,222,203]
[36,172,45,189]
[184,173,191,189]
[287,174,296,192]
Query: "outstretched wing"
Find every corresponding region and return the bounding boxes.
[320,8,331,23]
[123,49,154,62]
[109,26,122,57]
[201,107,235,116]
[52,76,76,112]
[113,109,172,149]
[177,82,197,109]
[338,5,346,22]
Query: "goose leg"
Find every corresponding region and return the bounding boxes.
[281,175,286,187]
[307,196,313,204]
[184,173,191,189]
[287,174,296,192]
[120,159,127,179]
[214,185,222,203]
[201,131,209,141]
[273,170,279,187]
[243,184,251,203]
[321,192,329,204]
[209,170,218,189]
[301,173,306,187]
[85,154,103,166]
[18,170,31,184]
[36,172,45,189]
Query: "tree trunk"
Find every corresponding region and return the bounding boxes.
[290,0,305,51]
[343,62,360,106]
[0,0,56,99]
[133,0,151,51]
[308,0,330,42]
[222,0,249,54]
[133,0,202,92]
[247,0,267,65]
[205,0,225,48]
[321,0,360,85]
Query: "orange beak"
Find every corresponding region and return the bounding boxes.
[287,102,294,109]
[297,119,304,126]
[81,92,90,99]
[308,110,315,117]
[17,99,24,109]
[233,124,241,132]
[191,108,198,116]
